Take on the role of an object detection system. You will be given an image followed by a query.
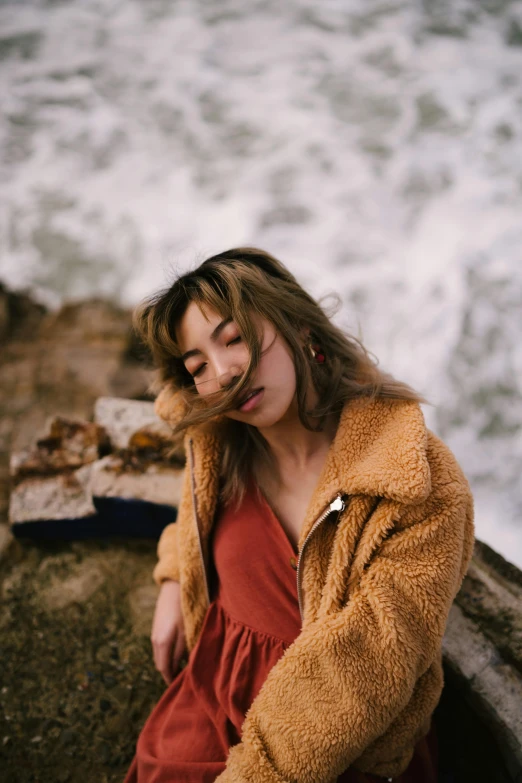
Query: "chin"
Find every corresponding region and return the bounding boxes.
[253,399,297,428]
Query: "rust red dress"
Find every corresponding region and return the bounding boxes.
[124,477,438,783]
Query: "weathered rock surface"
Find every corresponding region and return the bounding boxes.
[8,398,184,536]
[10,418,110,483]
[94,397,170,451]
[445,540,522,782]
[91,455,184,507]
[9,463,97,524]
[0,286,153,529]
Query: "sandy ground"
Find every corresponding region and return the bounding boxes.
[0,535,167,783]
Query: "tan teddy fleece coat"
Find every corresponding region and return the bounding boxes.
[152,388,475,782]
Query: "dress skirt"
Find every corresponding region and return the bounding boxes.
[123,476,438,783]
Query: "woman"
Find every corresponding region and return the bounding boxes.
[124,247,475,783]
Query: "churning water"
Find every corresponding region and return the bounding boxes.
[1,0,521,565]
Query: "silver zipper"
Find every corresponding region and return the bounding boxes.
[296,493,346,623]
[188,437,211,606]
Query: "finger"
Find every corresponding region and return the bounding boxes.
[172,631,185,674]
[161,668,172,686]
[158,650,173,686]
[153,641,174,684]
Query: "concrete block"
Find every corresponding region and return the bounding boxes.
[10,417,109,480]
[9,463,97,524]
[90,455,184,507]
[94,397,172,450]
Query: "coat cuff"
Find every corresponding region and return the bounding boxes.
[153,521,180,585]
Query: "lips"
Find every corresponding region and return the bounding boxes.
[237,387,263,407]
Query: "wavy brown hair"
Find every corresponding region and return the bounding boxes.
[133,247,429,508]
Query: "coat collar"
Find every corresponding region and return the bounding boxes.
[155,387,432,522]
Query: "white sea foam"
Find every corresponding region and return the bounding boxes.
[0,0,521,565]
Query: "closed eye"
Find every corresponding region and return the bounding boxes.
[190,335,242,378]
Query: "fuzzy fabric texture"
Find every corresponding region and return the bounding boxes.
[152,388,475,782]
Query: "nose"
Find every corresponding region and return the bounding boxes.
[216,362,244,390]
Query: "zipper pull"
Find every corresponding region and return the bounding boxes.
[328,492,346,524]
[329,493,346,516]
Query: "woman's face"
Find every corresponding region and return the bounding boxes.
[176,300,304,427]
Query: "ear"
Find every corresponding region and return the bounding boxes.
[298,325,311,348]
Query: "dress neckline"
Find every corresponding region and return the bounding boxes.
[251,476,300,557]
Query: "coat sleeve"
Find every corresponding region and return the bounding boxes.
[151,386,189,586]
[152,521,180,585]
[215,481,475,783]
[152,464,192,585]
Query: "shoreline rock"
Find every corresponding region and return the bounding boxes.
[8,399,184,539]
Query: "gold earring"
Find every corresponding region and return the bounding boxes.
[307,339,325,364]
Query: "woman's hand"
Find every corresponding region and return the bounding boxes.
[151,579,187,686]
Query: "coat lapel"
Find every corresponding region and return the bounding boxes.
[291,396,431,621]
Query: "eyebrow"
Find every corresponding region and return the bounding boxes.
[180,316,234,362]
